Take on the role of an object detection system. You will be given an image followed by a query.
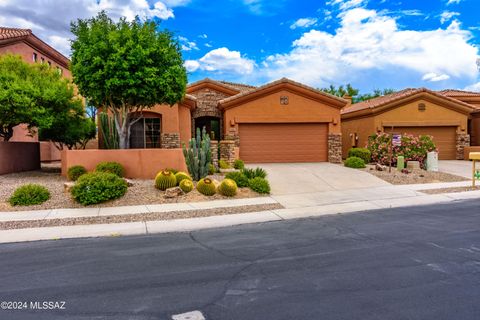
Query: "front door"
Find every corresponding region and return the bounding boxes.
[195,117,220,141]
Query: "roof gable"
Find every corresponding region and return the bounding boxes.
[187,78,241,96]
[218,78,347,110]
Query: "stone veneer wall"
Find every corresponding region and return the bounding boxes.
[328,133,342,164]
[219,140,236,166]
[210,140,219,168]
[190,88,229,139]
[224,128,240,147]
[456,133,470,160]
[161,133,180,149]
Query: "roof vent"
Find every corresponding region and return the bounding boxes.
[418,103,426,111]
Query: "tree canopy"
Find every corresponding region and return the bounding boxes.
[320,84,396,103]
[70,12,187,149]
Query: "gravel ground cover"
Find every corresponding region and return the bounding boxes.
[0,203,283,230]
[420,186,480,195]
[0,168,264,212]
[363,165,468,185]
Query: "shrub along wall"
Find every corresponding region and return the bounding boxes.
[0,141,40,174]
[61,149,187,179]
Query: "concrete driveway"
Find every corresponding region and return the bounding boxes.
[438,160,472,179]
[249,162,389,195]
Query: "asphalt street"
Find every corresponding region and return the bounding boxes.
[1,199,480,319]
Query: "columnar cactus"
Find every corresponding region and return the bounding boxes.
[182,127,212,181]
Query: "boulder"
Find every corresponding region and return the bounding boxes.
[64,182,75,193]
[123,178,134,187]
[406,161,421,171]
[164,186,183,198]
[375,163,387,171]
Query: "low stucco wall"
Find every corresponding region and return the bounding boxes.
[40,141,61,162]
[61,149,187,179]
[0,141,40,175]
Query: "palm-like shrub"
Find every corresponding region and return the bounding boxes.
[96,161,125,177]
[155,170,177,191]
[67,165,87,181]
[219,160,230,169]
[248,177,270,194]
[196,178,216,196]
[179,179,194,193]
[233,159,245,170]
[71,172,127,205]
[225,171,249,188]
[9,184,50,206]
[218,179,238,197]
[242,167,267,179]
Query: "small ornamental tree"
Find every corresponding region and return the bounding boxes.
[70,12,187,149]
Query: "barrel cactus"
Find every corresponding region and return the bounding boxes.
[218,179,238,197]
[196,178,216,196]
[175,171,192,185]
[179,179,194,193]
[155,170,177,191]
[182,127,212,181]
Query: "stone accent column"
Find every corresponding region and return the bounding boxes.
[219,140,236,166]
[328,133,342,164]
[224,128,240,147]
[160,133,180,149]
[210,140,219,168]
[456,133,470,160]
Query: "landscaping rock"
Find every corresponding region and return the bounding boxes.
[219,168,238,174]
[375,163,387,171]
[64,182,75,193]
[123,178,134,187]
[164,187,183,198]
[406,161,421,171]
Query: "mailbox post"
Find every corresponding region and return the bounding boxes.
[469,152,480,187]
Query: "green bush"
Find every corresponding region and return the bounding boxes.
[175,171,192,185]
[248,177,270,194]
[67,165,87,181]
[218,179,238,197]
[179,179,194,193]
[344,156,366,169]
[71,172,127,205]
[155,170,177,191]
[225,171,249,188]
[208,163,216,175]
[348,148,371,164]
[9,184,50,206]
[96,161,125,177]
[233,159,245,170]
[197,178,216,196]
[242,167,267,179]
[219,160,230,169]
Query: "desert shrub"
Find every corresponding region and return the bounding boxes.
[175,171,192,185]
[208,163,216,175]
[233,159,245,170]
[225,171,249,188]
[67,165,87,181]
[155,170,177,191]
[197,178,216,196]
[219,160,231,169]
[9,184,50,206]
[344,156,366,168]
[179,179,194,193]
[348,148,371,164]
[367,133,437,168]
[248,177,270,194]
[242,167,267,179]
[71,172,127,205]
[165,168,179,174]
[95,161,125,177]
[218,179,238,197]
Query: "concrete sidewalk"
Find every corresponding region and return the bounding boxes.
[0,179,479,244]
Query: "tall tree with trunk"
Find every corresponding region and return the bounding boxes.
[70,12,187,149]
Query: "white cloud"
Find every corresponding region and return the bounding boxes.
[290,18,318,30]
[178,36,199,51]
[205,43,213,48]
[0,0,177,56]
[199,34,208,39]
[447,0,462,5]
[259,8,479,88]
[422,72,450,82]
[162,0,191,7]
[184,47,255,75]
[440,11,460,24]
[327,0,368,11]
[465,82,480,92]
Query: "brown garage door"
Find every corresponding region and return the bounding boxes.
[384,126,457,160]
[239,123,328,163]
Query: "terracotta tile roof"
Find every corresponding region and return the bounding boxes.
[217,80,256,92]
[219,77,347,105]
[0,27,31,40]
[438,89,480,97]
[342,87,475,115]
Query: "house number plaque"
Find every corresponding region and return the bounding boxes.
[280,96,289,105]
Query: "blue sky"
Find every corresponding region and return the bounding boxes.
[1,0,479,93]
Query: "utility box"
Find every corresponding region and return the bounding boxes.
[397,156,405,170]
[426,151,438,172]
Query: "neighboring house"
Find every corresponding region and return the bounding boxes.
[341,88,477,160]
[0,27,71,161]
[115,78,347,163]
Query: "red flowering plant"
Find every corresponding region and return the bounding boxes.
[367,133,437,168]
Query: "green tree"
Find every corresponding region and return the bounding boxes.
[0,55,58,141]
[320,84,395,103]
[70,12,187,149]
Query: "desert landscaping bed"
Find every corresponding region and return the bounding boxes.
[363,165,468,185]
[420,186,480,195]
[0,168,265,212]
[0,202,283,230]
